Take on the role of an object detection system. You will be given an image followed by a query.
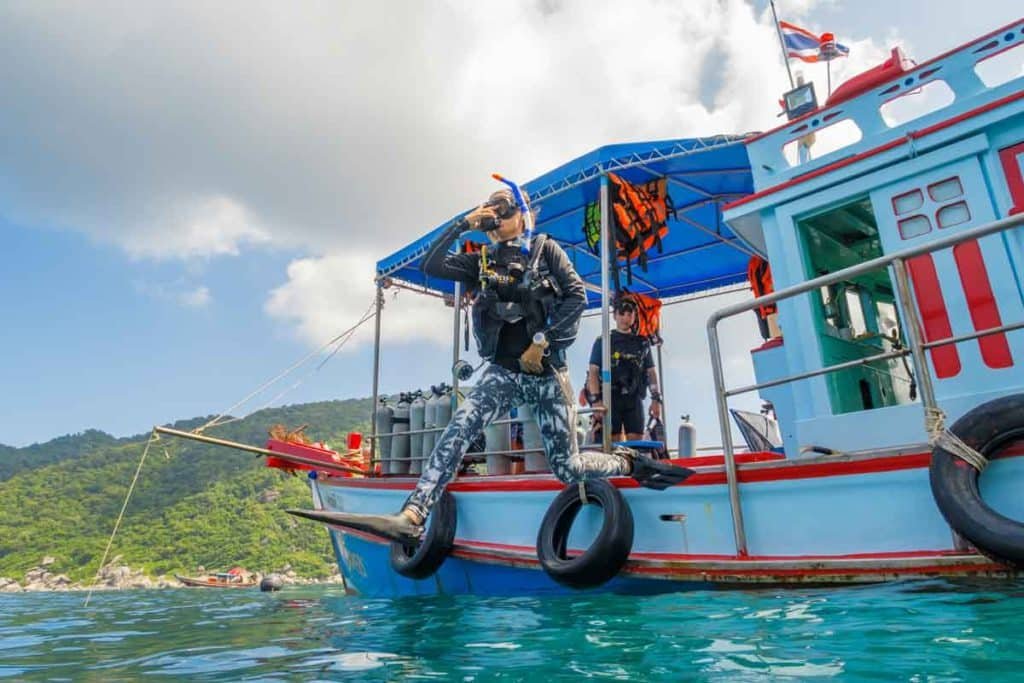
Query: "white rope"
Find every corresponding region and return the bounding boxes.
[84,430,158,607]
[198,297,377,433]
[925,406,988,471]
[230,311,372,423]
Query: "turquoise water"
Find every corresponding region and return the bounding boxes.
[3,581,1024,681]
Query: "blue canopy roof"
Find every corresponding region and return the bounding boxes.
[376,135,756,306]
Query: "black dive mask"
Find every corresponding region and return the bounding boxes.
[485,194,518,219]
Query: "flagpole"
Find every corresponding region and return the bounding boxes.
[827,59,832,96]
[769,0,795,89]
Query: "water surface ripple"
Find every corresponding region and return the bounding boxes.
[3,580,1024,681]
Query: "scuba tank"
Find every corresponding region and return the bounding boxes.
[484,413,511,475]
[389,393,411,475]
[515,404,546,472]
[434,383,454,436]
[409,390,426,475]
[422,385,440,465]
[374,398,394,471]
[677,414,697,458]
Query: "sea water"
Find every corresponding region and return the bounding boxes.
[2,580,1024,681]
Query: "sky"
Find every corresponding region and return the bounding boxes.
[1,0,1021,448]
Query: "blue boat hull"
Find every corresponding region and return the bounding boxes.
[310,450,1023,598]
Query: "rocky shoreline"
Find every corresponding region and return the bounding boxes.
[0,556,343,593]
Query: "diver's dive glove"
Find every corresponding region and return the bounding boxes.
[519,332,549,375]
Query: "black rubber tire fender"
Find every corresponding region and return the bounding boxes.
[536,480,635,589]
[389,490,457,579]
[929,394,1024,567]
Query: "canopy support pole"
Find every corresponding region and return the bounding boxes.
[451,237,463,405]
[600,174,613,453]
[370,282,384,461]
[656,341,666,446]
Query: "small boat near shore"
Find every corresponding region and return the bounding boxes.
[175,568,256,588]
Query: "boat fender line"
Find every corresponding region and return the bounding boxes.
[389,490,457,579]
[536,480,634,589]
[929,394,1024,567]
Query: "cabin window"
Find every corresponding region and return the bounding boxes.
[936,201,971,228]
[879,80,956,129]
[892,189,923,215]
[974,42,1024,88]
[781,119,863,167]
[898,215,932,239]
[798,197,918,414]
[928,177,963,202]
[844,287,870,339]
[876,301,899,339]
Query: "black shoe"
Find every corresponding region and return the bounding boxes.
[286,509,424,545]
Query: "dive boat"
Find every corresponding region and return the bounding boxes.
[271,19,1024,597]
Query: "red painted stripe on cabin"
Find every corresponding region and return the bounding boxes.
[724,89,1024,212]
[906,255,962,378]
[954,240,1014,368]
[999,141,1024,215]
[321,452,934,492]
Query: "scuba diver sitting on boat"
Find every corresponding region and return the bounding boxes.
[585,295,662,442]
[310,180,694,545]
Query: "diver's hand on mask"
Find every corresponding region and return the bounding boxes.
[464,205,499,233]
[518,342,547,375]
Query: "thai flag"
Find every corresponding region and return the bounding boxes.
[779,21,849,63]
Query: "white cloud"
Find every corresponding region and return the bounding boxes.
[120,195,271,260]
[1,0,902,413]
[179,286,211,308]
[133,280,212,309]
[264,251,454,351]
[1,0,826,268]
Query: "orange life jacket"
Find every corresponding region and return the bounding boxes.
[582,173,675,284]
[747,256,777,317]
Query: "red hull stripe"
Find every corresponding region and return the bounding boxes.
[623,562,1006,578]
[335,529,1005,577]
[725,89,1024,212]
[954,240,1014,368]
[907,254,962,378]
[321,452,934,492]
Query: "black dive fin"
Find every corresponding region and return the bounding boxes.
[286,509,423,545]
[631,458,695,491]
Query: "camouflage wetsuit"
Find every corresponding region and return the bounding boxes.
[405,218,631,520]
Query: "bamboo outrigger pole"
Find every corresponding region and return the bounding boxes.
[153,426,369,476]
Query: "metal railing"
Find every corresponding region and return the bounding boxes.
[707,211,1024,556]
